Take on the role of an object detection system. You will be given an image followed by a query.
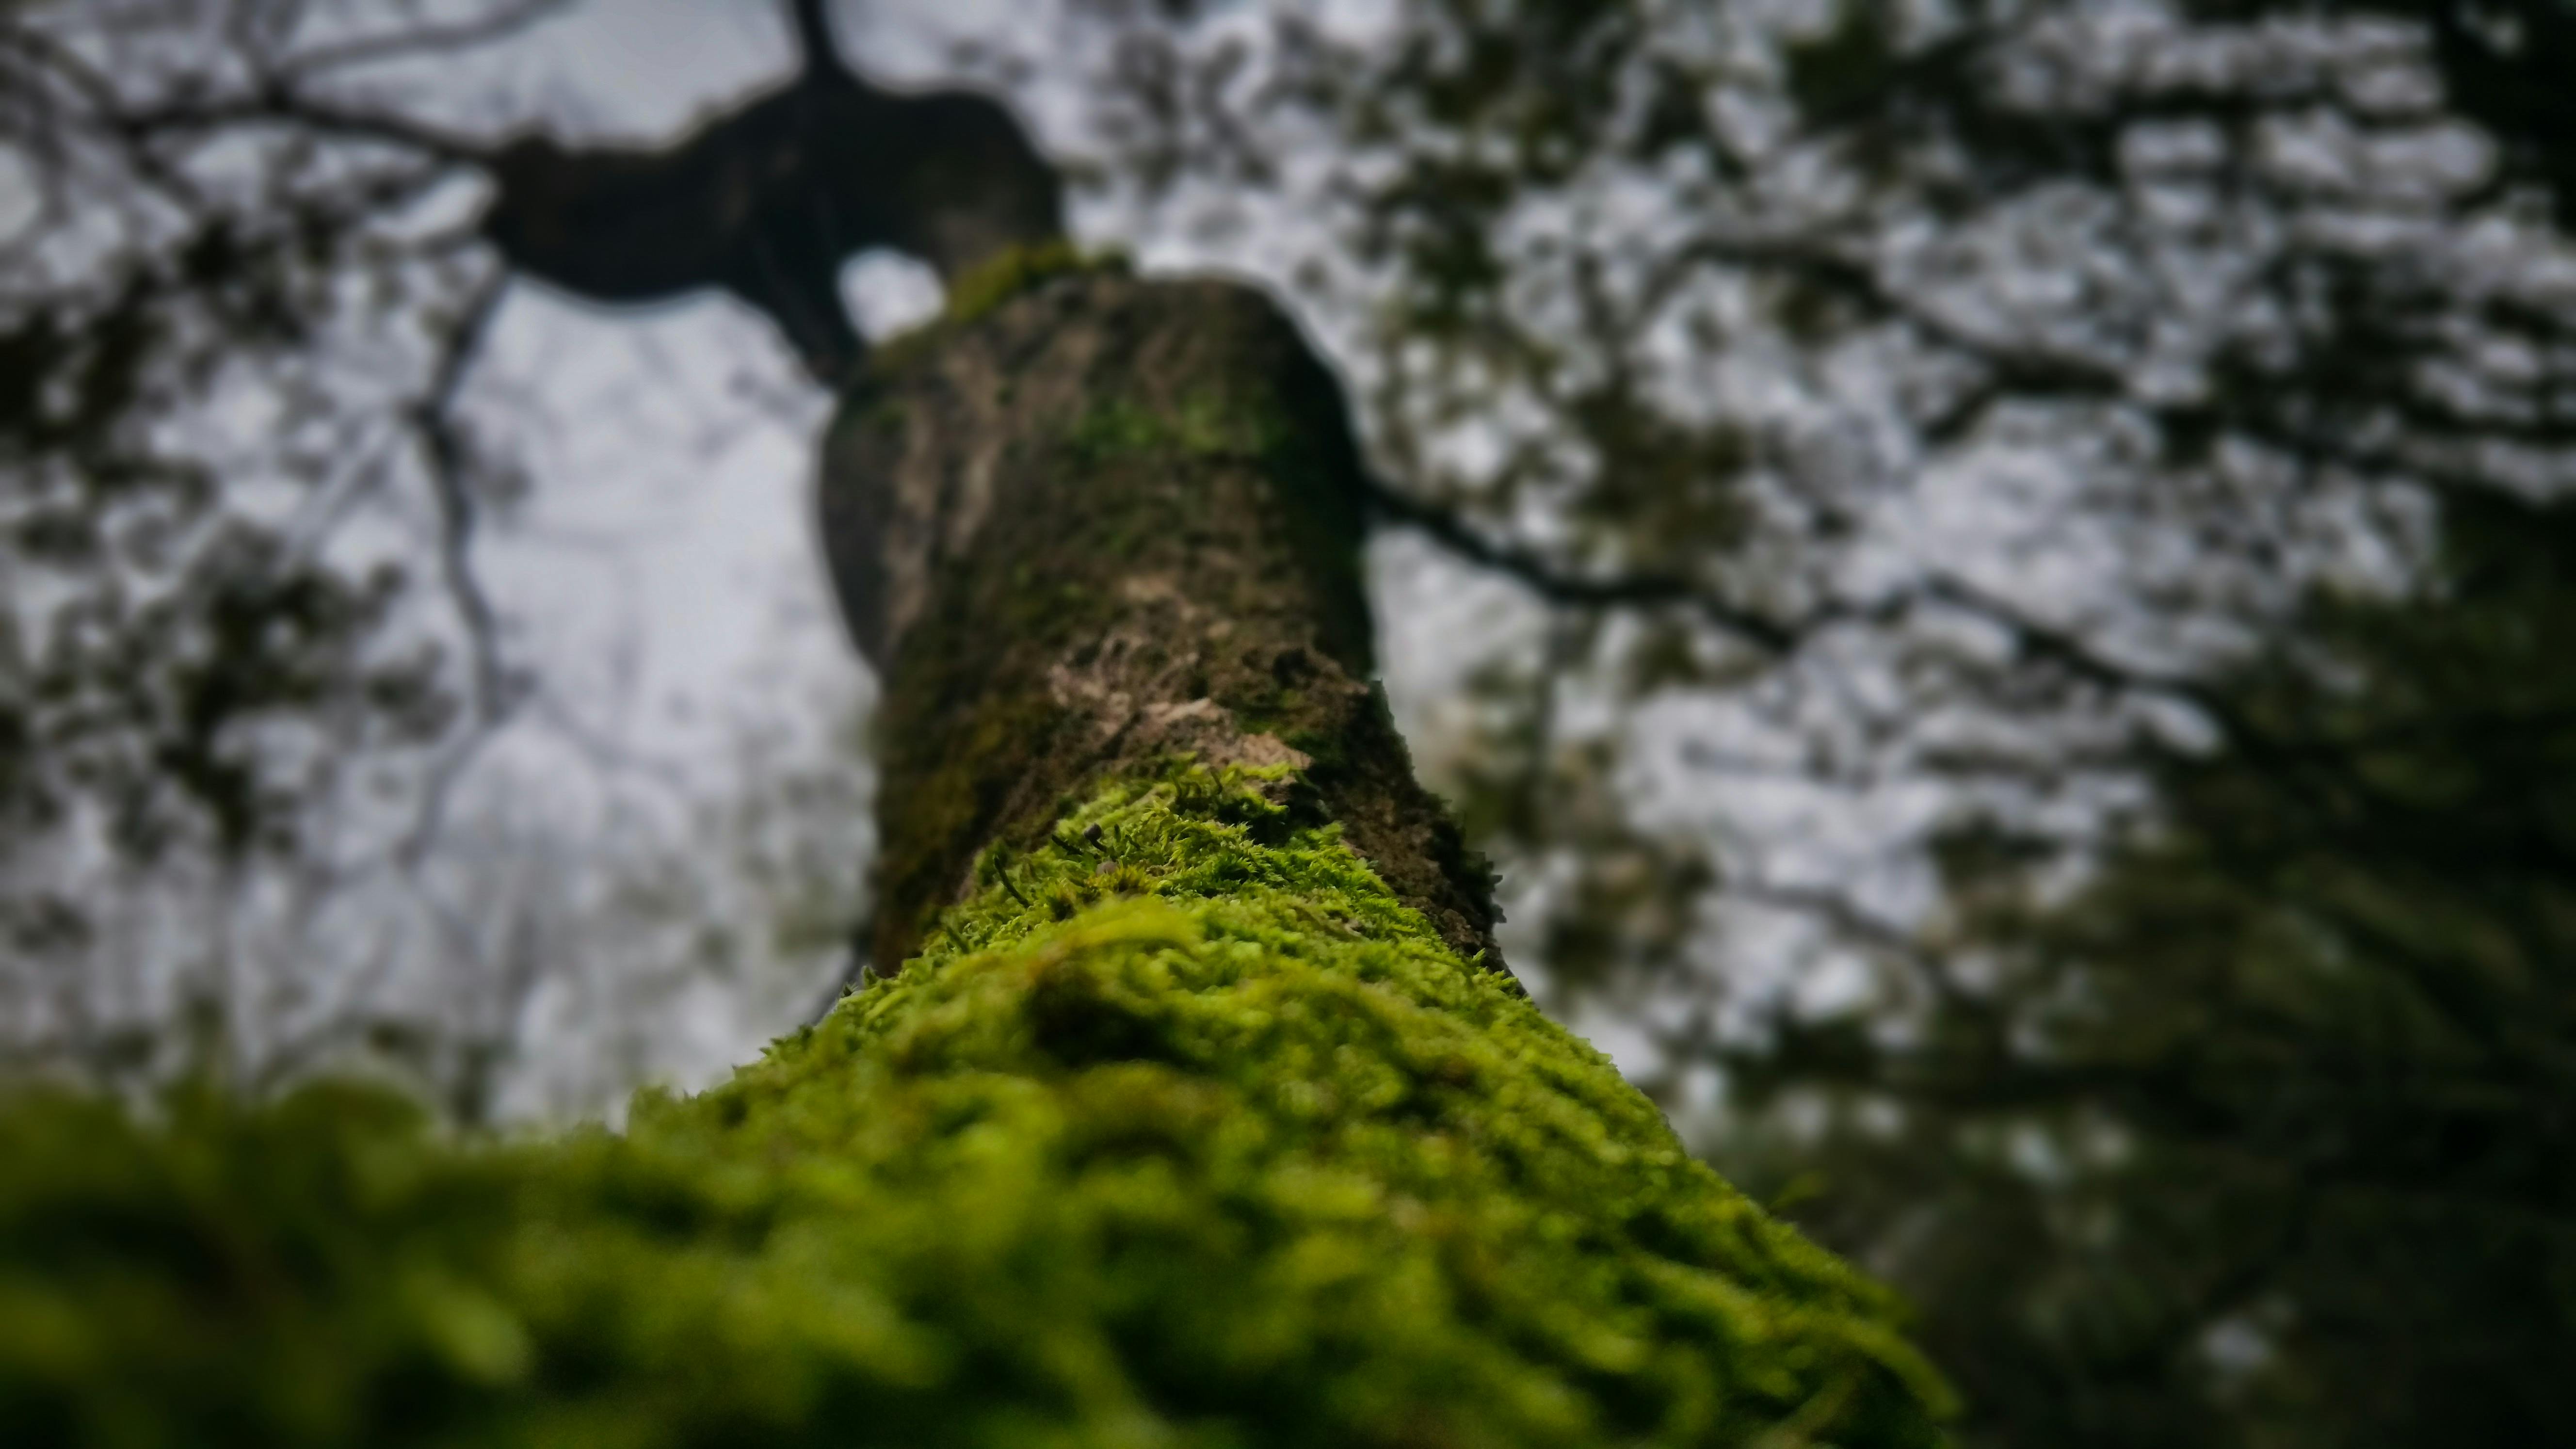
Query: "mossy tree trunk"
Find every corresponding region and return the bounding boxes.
[0,4,1946,1432]
[821,262,1501,977]
[0,258,1951,1447]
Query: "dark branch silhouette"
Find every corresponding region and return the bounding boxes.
[33,0,1066,384]
[1361,474,2247,738]
[481,1,1063,380]
[275,0,580,81]
[409,271,517,729]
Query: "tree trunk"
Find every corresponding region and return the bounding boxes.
[820,260,1501,977]
[0,258,1949,1448]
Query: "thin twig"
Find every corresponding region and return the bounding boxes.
[411,269,515,728]
[117,88,492,165]
[278,0,577,80]
[0,18,212,212]
[1364,473,2238,743]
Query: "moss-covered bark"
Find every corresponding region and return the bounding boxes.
[0,264,1952,1446]
[0,769,1947,1447]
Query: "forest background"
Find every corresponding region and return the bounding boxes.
[2,1,2571,1446]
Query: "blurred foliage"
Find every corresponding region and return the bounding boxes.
[0,31,478,865]
[0,769,1945,1448]
[0,278,455,863]
[1708,487,2576,1448]
[1079,0,2569,1012]
[0,2,501,1085]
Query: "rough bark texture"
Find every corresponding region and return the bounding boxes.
[820,264,1505,979]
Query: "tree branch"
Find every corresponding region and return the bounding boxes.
[0,17,213,212]
[788,0,847,78]
[1363,473,2246,745]
[1357,473,1811,652]
[408,272,515,729]
[276,0,578,80]
[16,1,1064,384]
[113,86,493,165]
[477,58,1062,379]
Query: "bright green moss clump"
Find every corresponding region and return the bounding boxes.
[0,767,1948,1448]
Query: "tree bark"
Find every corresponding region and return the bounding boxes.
[820,262,1504,978]
[0,260,1950,1449]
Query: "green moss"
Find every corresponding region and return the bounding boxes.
[870,669,1069,958]
[1063,392,1272,470]
[943,239,1119,328]
[0,767,1951,1447]
[864,241,1130,385]
[855,241,1113,382]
